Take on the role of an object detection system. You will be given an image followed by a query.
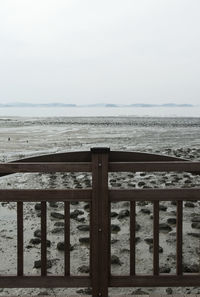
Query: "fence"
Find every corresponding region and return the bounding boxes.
[0,147,200,297]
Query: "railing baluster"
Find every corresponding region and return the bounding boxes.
[91,148,110,297]
[177,200,183,275]
[130,201,136,275]
[64,201,70,276]
[17,201,23,276]
[41,201,47,276]
[153,201,159,275]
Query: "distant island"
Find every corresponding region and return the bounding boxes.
[0,102,194,108]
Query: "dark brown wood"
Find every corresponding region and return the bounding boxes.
[110,188,200,201]
[109,151,189,162]
[130,201,135,276]
[91,148,109,297]
[153,201,159,275]
[41,202,47,276]
[101,150,110,297]
[176,200,183,275]
[64,202,70,276]
[0,189,92,202]
[0,276,91,287]
[17,151,91,163]
[0,162,91,173]
[91,152,100,297]
[17,201,23,276]
[0,148,200,294]
[109,161,200,172]
[110,274,200,287]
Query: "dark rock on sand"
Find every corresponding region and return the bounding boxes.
[137,201,148,206]
[111,224,120,233]
[111,255,121,265]
[31,238,51,247]
[144,238,153,244]
[77,225,89,232]
[78,265,90,273]
[34,229,41,238]
[30,238,41,245]
[35,203,41,211]
[57,242,74,251]
[79,237,90,244]
[71,201,79,205]
[111,211,118,218]
[160,266,171,273]
[51,227,63,234]
[191,222,200,229]
[34,259,52,269]
[167,218,176,225]
[188,232,200,238]
[54,222,65,227]
[183,263,199,273]
[38,291,49,296]
[111,239,119,244]
[166,288,173,294]
[132,289,149,295]
[140,208,151,214]
[50,212,65,219]
[135,223,141,231]
[49,201,58,208]
[76,288,92,295]
[159,204,167,211]
[70,209,84,219]
[149,244,163,253]
[185,202,195,207]
[159,223,172,232]
[191,216,200,222]
[171,201,177,206]
[138,181,146,187]
[84,203,90,212]
[118,209,130,219]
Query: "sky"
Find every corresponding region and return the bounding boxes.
[0,0,200,105]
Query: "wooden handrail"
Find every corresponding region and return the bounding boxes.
[0,148,199,297]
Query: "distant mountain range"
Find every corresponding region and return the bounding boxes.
[0,102,194,108]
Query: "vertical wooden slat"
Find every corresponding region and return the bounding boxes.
[89,201,92,278]
[91,152,99,297]
[101,149,110,297]
[41,201,47,276]
[130,201,136,275]
[91,147,110,297]
[17,201,23,276]
[176,200,183,275]
[153,200,159,275]
[64,201,70,276]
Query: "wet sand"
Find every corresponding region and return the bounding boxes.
[0,116,200,296]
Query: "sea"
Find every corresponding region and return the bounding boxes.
[0,106,200,117]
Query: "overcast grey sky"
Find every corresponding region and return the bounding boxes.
[0,0,200,105]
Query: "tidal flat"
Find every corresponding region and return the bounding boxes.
[0,116,200,296]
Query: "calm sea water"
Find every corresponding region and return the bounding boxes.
[0,106,199,117]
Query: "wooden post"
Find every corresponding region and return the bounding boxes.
[91,147,110,297]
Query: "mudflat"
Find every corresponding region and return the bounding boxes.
[0,116,200,296]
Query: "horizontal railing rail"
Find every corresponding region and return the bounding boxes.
[0,189,92,202]
[0,148,199,297]
[109,188,200,201]
[1,161,200,173]
[109,161,200,172]
[0,162,92,173]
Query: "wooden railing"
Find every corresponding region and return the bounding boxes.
[0,147,200,297]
